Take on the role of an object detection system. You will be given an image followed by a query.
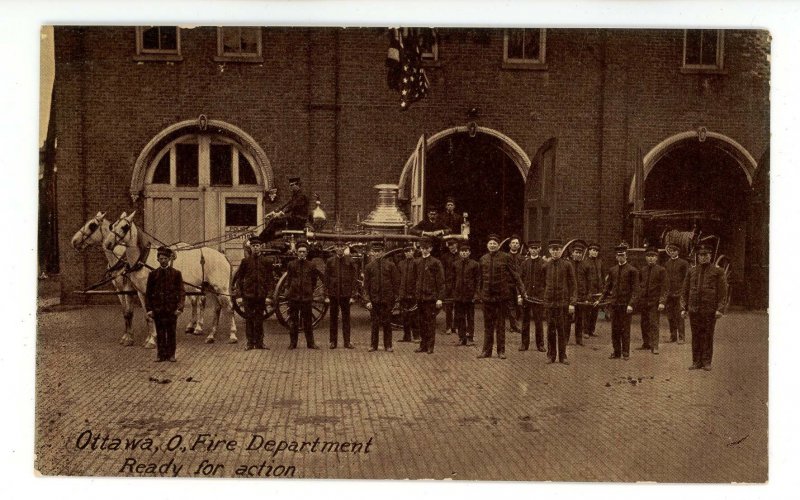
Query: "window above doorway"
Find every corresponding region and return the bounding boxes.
[503,29,547,70]
[682,29,725,73]
[214,27,263,62]
[134,26,183,62]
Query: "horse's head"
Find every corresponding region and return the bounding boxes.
[71,211,107,251]
[104,211,137,251]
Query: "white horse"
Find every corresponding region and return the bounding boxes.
[70,212,157,347]
[103,211,238,344]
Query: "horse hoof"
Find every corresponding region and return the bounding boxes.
[185,326,195,334]
[228,336,238,344]
[194,328,204,336]
[144,341,156,349]
[205,337,215,344]
[122,337,134,347]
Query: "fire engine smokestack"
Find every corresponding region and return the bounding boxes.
[361,184,410,234]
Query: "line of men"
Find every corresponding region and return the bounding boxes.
[148,229,726,371]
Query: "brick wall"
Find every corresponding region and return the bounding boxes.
[54,27,770,303]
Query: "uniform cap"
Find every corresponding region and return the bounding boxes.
[296,241,309,251]
[548,238,563,248]
[645,246,659,256]
[248,236,262,245]
[509,234,521,243]
[527,240,542,248]
[666,242,680,251]
[696,243,713,254]
[458,242,471,250]
[419,238,434,248]
[288,176,301,184]
[487,233,501,243]
[588,242,600,251]
[426,205,438,213]
[446,238,458,246]
[445,196,456,204]
[614,244,628,255]
[572,243,586,252]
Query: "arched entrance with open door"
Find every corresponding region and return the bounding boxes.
[130,118,273,271]
[398,126,530,251]
[629,130,758,305]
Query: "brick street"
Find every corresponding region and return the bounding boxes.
[35,302,767,482]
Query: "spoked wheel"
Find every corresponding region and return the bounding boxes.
[715,254,733,311]
[232,295,276,320]
[273,272,329,329]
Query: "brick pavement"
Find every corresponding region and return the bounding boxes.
[35,304,767,481]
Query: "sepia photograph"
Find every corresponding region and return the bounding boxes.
[6,0,797,497]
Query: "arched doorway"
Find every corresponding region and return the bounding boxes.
[399,127,530,250]
[631,132,757,305]
[130,118,273,268]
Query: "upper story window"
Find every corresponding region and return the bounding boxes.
[420,30,438,64]
[215,27,263,62]
[503,28,547,69]
[135,26,182,62]
[683,29,725,72]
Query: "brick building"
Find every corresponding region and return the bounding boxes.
[51,27,769,306]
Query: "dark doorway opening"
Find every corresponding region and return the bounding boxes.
[425,133,525,252]
[643,140,753,305]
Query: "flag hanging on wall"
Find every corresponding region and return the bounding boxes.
[386,28,433,111]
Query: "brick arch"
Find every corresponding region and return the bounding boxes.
[398,126,532,199]
[628,130,757,204]
[129,118,273,201]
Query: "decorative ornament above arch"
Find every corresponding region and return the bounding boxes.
[130,117,273,201]
[398,125,532,199]
[627,129,758,204]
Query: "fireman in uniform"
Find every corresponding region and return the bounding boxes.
[145,246,185,362]
[397,245,420,342]
[232,236,274,350]
[519,240,546,352]
[664,242,689,343]
[415,238,445,354]
[638,246,668,354]
[324,239,358,349]
[476,233,524,359]
[441,238,460,335]
[285,241,323,349]
[259,176,310,242]
[506,234,524,332]
[571,243,588,346]
[583,242,604,337]
[681,243,728,371]
[440,196,463,236]
[452,242,480,346]
[542,239,577,364]
[364,241,400,352]
[597,243,639,360]
[410,206,450,239]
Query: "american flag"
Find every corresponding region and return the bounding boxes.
[387,28,432,111]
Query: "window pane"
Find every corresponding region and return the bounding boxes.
[523,29,540,60]
[159,27,178,51]
[685,30,702,65]
[175,143,198,187]
[151,152,170,184]
[222,27,241,53]
[142,27,160,50]
[240,28,259,54]
[238,153,258,185]
[225,199,257,227]
[507,29,524,59]
[210,144,232,186]
[700,29,718,65]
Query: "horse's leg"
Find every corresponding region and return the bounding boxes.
[137,291,157,349]
[121,294,135,347]
[195,294,206,336]
[185,296,197,334]
[223,294,239,342]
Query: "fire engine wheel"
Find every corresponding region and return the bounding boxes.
[715,254,733,311]
[273,272,329,329]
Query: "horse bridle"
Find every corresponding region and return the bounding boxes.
[75,216,103,250]
[109,219,132,248]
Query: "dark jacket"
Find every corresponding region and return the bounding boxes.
[364,258,400,304]
[397,257,419,300]
[543,258,577,307]
[508,251,525,291]
[283,190,309,229]
[638,263,668,308]
[600,262,640,307]
[452,257,481,302]
[520,256,546,300]
[440,210,463,235]
[664,257,690,297]
[232,254,273,300]
[477,251,524,303]
[582,257,604,296]
[681,263,728,314]
[325,254,358,299]
[440,249,459,296]
[415,255,446,302]
[145,266,185,315]
[573,258,590,302]
[285,258,322,302]
[410,218,449,236]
